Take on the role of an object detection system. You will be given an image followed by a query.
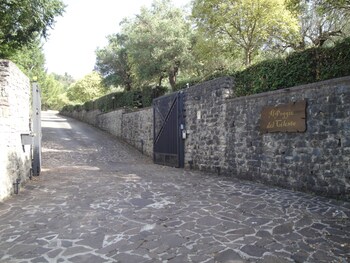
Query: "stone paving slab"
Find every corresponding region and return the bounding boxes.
[0,111,349,263]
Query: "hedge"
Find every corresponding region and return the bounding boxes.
[61,86,167,113]
[233,48,317,96]
[174,37,350,95]
[62,37,350,113]
[234,38,350,96]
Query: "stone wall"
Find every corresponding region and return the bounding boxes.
[62,107,154,157]
[70,109,100,126]
[122,107,153,156]
[62,76,350,200]
[184,77,233,172]
[183,76,350,200]
[97,109,125,138]
[224,77,350,200]
[0,60,31,201]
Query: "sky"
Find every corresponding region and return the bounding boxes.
[43,0,191,80]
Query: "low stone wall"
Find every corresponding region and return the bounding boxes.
[69,109,100,126]
[62,107,153,157]
[0,60,31,201]
[97,109,124,138]
[63,76,350,200]
[122,107,153,156]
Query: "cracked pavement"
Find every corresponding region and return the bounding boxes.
[0,111,349,263]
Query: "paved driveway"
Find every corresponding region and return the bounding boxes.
[0,111,349,263]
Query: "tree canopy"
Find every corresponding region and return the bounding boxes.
[52,72,75,91]
[67,72,106,103]
[92,0,350,95]
[7,38,46,81]
[192,0,300,66]
[0,0,66,109]
[95,0,192,91]
[286,0,350,49]
[41,74,70,110]
[4,0,345,108]
[124,0,192,89]
[95,34,133,90]
[0,0,65,57]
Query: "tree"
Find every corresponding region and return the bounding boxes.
[191,30,242,77]
[121,0,192,90]
[41,74,69,110]
[286,0,350,49]
[6,36,69,109]
[287,0,350,12]
[95,34,133,91]
[192,0,300,66]
[7,37,46,81]
[67,72,106,103]
[52,72,75,91]
[0,0,65,57]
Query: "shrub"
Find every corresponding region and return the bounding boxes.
[178,37,350,96]
[61,86,168,113]
[61,37,350,113]
[233,37,350,96]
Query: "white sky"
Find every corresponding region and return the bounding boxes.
[43,0,191,80]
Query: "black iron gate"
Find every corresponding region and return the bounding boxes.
[153,91,185,168]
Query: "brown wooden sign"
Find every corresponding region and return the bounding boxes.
[260,100,307,133]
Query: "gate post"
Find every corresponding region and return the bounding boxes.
[32,82,41,176]
[178,91,185,168]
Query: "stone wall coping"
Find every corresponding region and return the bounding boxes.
[125,106,153,114]
[228,76,350,103]
[94,106,152,117]
[96,109,121,116]
[0,59,11,66]
[187,76,235,92]
[122,106,152,115]
[0,59,24,74]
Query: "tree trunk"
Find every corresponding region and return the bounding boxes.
[158,75,163,87]
[168,66,179,91]
[245,49,252,66]
[125,73,132,91]
[126,82,132,91]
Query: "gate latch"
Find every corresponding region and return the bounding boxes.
[180,124,187,139]
[182,130,187,139]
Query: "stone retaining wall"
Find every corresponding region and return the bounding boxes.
[63,76,350,200]
[0,60,31,201]
[225,77,350,199]
[121,108,153,156]
[184,77,232,172]
[97,109,124,138]
[183,76,350,200]
[63,107,153,157]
